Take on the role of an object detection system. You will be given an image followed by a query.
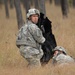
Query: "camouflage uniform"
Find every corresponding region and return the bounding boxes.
[16,20,45,67]
[52,46,75,65]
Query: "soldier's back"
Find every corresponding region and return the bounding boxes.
[55,54,75,64]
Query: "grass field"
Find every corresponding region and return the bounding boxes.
[0,1,75,75]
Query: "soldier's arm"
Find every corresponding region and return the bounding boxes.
[29,24,45,44]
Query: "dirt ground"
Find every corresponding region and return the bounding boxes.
[0,1,75,75]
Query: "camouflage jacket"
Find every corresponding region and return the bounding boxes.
[52,53,75,64]
[16,20,45,49]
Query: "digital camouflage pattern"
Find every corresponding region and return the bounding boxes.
[52,46,75,65]
[53,53,75,64]
[16,20,45,67]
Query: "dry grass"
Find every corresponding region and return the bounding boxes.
[0,1,75,75]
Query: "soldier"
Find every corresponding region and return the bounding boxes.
[16,8,46,67]
[52,46,75,65]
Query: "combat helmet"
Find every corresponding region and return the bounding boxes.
[53,46,67,54]
[27,8,40,18]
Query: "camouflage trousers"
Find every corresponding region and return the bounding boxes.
[19,46,43,67]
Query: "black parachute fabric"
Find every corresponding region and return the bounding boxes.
[37,13,57,65]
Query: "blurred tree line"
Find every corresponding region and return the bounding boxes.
[0,0,75,29]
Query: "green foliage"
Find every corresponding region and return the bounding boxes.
[68,0,73,6]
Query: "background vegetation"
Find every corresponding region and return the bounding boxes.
[0,0,75,75]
